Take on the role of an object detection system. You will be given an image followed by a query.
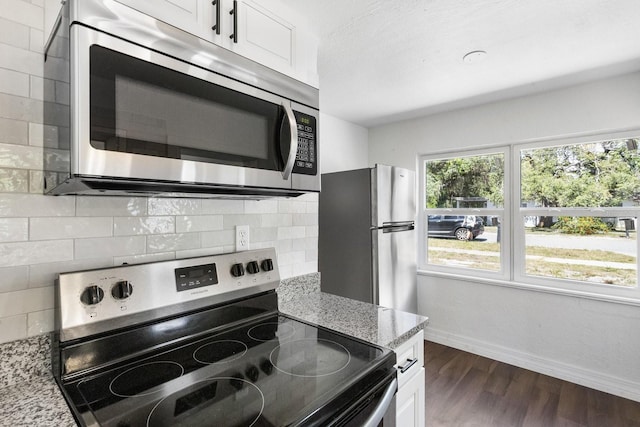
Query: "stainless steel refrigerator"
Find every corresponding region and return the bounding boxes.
[319,164,417,313]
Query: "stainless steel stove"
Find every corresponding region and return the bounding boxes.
[52,248,396,426]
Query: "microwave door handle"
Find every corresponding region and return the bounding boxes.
[281,102,298,180]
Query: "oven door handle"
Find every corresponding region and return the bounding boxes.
[363,378,397,427]
[281,102,298,181]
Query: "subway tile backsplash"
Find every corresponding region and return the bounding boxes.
[0,0,319,344]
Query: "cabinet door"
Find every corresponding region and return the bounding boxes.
[114,0,204,37]
[228,0,296,75]
[397,367,425,427]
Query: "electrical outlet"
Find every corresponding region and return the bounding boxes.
[236,225,250,251]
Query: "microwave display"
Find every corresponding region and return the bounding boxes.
[293,112,317,176]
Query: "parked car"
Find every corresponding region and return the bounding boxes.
[427,215,485,240]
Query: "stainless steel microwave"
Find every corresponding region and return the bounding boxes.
[43,0,319,198]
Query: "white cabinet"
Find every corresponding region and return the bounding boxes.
[394,330,425,427]
[113,0,318,87]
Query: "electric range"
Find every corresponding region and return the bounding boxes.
[52,248,397,426]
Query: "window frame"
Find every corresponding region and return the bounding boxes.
[419,146,511,281]
[418,130,640,302]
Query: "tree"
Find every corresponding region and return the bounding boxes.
[426,154,504,208]
[521,140,640,209]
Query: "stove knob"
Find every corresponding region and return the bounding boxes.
[260,259,274,272]
[231,263,245,277]
[245,365,259,382]
[246,261,260,274]
[260,358,273,375]
[230,373,245,390]
[111,280,133,300]
[80,285,104,306]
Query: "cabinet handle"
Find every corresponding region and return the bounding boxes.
[229,0,238,43]
[398,357,418,373]
[211,0,220,34]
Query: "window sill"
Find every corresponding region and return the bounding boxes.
[417,269,640,307]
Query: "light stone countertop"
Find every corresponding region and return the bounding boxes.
[279,291,428,350]
[0,273,427,426]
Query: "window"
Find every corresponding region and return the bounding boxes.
[419,132,640,300]
[421,148,509,278]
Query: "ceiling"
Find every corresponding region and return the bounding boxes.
[281,0,640,127]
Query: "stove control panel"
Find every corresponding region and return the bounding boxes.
[56,248,280,341]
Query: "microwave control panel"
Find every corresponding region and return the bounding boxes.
[293,112,317,176]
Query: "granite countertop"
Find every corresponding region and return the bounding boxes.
[279,292,428,349]
[0,273,427,426]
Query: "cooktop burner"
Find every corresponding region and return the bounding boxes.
[109,361,185,398]
[193,340,248,365]
[271,338,351,378]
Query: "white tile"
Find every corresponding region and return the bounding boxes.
[0,68,30,97]
[113,252,175,266]
[223,214,262,228]
[278,264,293,279]
[0,142,42,169]
[30,217,113,240]
[0,43,43,76]
[0,0,43,28]
[260,213,292,227]
[27,308,54,336]
[0,265,28,292]
[277,226,306,240]
[28,170,44,193]
[274,239,292,253]
[306,201,319,214]
[29,27,44,53]
[200,199,244,214]
[0,286,54,318]
[147,233,200,253]
[29,75,45,100]
[293,261,318,276]
[176,247,225,259]
[0,239,72,267]
[278,200,307,214]
[0,118,28,145]
[305,225,319,238]
[0,16,30,49]
[292,213,317,227]
[244,200,278,214]
[201,229,235,248]
[28,122,43,147]
[306,249,318,262]
[28,257,112,287]
[0,314,27,344]
[0,194,74,217]
[0,93,43,122]
[0,168,29,192]
[75,236,146,260]
[76,196,147,216]
[113,216,175,236]
[251,227,277,243]
[0,218,28,242]
[175,215,223,233]
[148,198,201,215]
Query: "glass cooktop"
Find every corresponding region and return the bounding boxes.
[61,314,392,427]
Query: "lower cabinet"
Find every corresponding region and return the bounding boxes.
[394,330,425,427]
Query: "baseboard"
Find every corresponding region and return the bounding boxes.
[425,327,640,403]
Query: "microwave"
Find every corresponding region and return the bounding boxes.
[43,0,319,198]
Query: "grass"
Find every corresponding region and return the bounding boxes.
[427,237,637,287]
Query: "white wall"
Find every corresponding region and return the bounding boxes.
[319,112,369,173]
[368,72,640,402]
[0,1,318,344]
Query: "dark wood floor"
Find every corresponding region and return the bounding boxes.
[424,341,640,427]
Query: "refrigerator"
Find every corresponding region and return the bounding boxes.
[319,164,417,313]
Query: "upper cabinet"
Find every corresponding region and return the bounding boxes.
[113,0,319,87]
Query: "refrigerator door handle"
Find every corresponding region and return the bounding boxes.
[371,222,415,232]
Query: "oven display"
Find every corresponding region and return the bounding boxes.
[174,263,218,292]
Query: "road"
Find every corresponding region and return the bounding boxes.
[477,231,637,256]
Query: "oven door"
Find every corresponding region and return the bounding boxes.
[71,24,319,192]
[336,374,397,427]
